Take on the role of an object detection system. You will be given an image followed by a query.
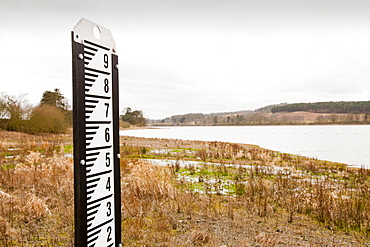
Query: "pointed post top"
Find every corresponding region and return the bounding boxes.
[73,18,116,52]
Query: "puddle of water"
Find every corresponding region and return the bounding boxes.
[149,149,172,155]
[143,158,293,195]
[144,159,290,174]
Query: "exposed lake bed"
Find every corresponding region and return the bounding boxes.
[1,130,369,245]
[119,135,370,244]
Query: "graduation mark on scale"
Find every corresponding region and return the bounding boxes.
[72,18,121,247]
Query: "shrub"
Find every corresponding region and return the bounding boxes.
[28,104,68,134]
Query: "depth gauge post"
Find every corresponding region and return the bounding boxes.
[72,18,121,247]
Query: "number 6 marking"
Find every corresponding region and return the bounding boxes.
[105,128,110,142]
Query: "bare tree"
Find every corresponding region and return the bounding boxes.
[0,93,31,131]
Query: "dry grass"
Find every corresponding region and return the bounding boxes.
[119,158,368,246]
[0,153,74,246]
[0,132,369,246]
[0,131,74,246]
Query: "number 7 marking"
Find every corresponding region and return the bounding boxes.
[105,103,109,117]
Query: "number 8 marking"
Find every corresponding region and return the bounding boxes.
[104,78,109,93]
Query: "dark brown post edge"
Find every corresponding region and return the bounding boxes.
[71,31,88,246]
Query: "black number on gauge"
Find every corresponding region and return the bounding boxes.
[106,201,112,217]
[106,177,111,191]
[104,54,109,68]
[107,226,112,242]
[105,152,110,167]
[104,78,109,93]
[105,128,110,142]
[105,103,109,117]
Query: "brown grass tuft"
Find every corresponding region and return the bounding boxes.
[186,229,214,246]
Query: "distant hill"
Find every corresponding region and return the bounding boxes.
[155,110,253,125]
[271,101,370,114]
[255,103,288,113]
[150,100,370,126]
[207,110,253,116]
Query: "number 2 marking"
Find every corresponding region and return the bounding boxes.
[107,226,112,242]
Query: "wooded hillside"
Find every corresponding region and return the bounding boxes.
[271,101,370,114]
[151,101,370,126]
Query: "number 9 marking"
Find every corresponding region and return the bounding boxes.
[104,54,109,68]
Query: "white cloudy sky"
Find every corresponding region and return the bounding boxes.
[1,0,370,119]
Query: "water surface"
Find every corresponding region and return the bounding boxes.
[121,125,370,168]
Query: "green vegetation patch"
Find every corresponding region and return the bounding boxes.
[64,144,73,153]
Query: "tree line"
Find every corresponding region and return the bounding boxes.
[0,89,71,134]
[121,107,146,127]
[0,91,148,133]
[271,101,370,114]
[153,112,370,126]
[151,101,370,126]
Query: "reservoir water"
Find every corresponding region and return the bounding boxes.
[121,125,370,168]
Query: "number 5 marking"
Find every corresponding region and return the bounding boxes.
[106,152,110,167]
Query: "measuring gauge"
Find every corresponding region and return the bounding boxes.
[72,18,121,247]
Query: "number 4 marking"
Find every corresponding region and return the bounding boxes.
[106,177,111,191]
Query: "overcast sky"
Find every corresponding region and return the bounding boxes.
[1,0,370,119]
